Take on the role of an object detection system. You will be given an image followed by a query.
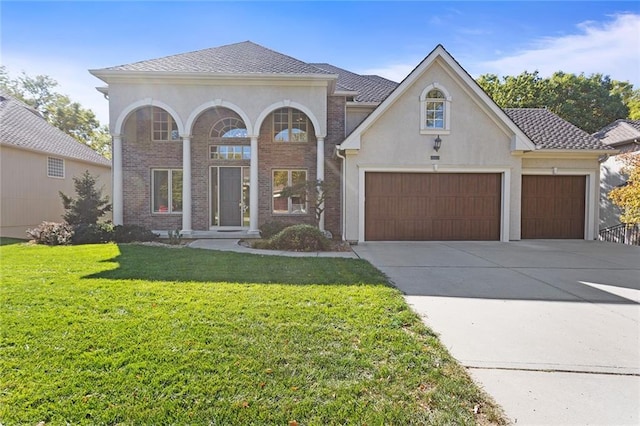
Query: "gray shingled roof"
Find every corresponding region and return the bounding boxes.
[310,63,398,103]
[101,41,333,75]
[0,94,111,166]
[592,119,640,146]
[504,108,610,150]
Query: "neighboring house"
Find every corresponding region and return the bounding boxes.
[0,93,111,239]
[90,41,610,242]
[594,119,640,228]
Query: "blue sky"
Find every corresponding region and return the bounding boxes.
[2,1,638,125]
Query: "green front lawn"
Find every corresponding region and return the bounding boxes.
[0,242,504,425]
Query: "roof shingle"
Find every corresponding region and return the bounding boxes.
[504,108,609,150]
[0,94,111,166]
[101,41,333,75]
[592,119,640,146]
[310,63,398,103]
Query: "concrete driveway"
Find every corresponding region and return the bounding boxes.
[351,240,640,425]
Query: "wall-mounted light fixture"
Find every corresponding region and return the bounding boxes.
[434,135,442,152]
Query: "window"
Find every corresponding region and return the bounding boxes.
[210,145,251,160]
[273,108,308,142]
[272,169,307,214]
[420,84,451,134]
[210,117,248,138]
[152,169,183,213]
[152,107,180,141]
[47,157,64,178]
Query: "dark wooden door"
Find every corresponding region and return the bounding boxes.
[365,172,501,241]
[521,175,585,239]
[219,167,242,226]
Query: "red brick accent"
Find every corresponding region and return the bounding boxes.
[121,99,348,238]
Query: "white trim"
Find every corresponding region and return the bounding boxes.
[254,100,325,139]
[522,168,597,240]
[182,137,192,234]
[419,83,451,134]
[339,45,536,152]
[114,98,184,136]
[209,165,250,228]
[185,100,253,136]
[357,165,511,243]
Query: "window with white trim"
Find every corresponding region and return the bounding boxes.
[210,117,248,138]
[273,108,308,142]
[272,169,307,214]
[420,84,451,134]
[152,107,180,141]
[47,157,64,178]
[210,145,251,160]
[152,169,183,213]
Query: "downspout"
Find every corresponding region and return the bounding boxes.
[335,146,347,241]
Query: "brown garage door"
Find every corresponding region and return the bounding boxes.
[365,172,501,241]
[521,175,585,239]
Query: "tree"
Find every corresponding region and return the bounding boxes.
[280,179,334,229]
[0,66,111,158]
[60,171,112,225]
[608,153,640,224]
[477,71,630,134]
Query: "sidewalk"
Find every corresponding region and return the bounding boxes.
[187,239,359,259]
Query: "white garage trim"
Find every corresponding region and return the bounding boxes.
[357,165,512,243]
[522,168,597,240]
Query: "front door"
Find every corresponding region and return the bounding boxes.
[219,167,242,226]
[211,166,250,228]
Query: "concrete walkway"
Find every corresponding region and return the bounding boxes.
[351,240,640,425]
[187,238,358,258]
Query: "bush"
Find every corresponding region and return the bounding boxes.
[71,223,114,245]
[113,225,158,243]
[259,221,290,239]
[262,224,330,252]
[26,222,74,246]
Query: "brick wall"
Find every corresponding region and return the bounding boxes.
[121,100,347,238]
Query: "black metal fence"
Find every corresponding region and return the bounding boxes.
[598,223,640,246]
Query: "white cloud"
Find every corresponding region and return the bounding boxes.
[362,61,419,83]
[2,54,110,125]
[478,13,640,86]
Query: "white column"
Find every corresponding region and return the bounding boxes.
[249,136,259,234]
[316,136,325,231]
[112,134,123,225]
[182,136,192,234]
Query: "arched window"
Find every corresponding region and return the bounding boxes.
[273,108,308,142]
[420,84,451,134]
[210,117,248,138]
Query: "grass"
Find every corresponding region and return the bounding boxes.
[0,242,504,425]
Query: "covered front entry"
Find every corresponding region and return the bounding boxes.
[210,166,250,227]
[364,172,502,241]
[521,175,586,239]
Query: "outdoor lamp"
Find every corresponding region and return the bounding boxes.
[433,135,442,152]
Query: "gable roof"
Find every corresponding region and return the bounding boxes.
[339,44,536,151]
[310,63,398,103]
[505,108,609,150]
[592,119,640,147]
[96,41,333,76]
[0,93,111,166]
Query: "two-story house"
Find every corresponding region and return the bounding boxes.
[90,42,610,242]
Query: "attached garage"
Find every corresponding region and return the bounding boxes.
[521,175,586,239]
[365,172,501,241]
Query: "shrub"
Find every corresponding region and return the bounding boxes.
[113,225,158,243]
[71,223,114,245]
[59,171,111,226]
[259,221,290,239]
[263,224,330,252]
[26,222,74,246]
[167,228,183,245]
